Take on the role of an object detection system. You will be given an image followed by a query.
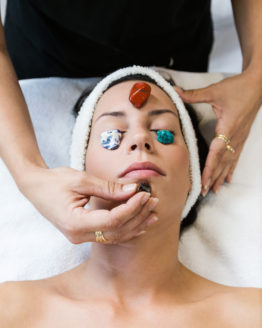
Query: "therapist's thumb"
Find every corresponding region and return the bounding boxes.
[175,85,214,104]
[75,173,138,201]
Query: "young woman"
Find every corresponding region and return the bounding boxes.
[0,66,261,327]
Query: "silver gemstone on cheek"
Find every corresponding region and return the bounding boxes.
[100,129,122,150]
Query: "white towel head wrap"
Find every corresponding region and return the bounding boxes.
[70,65,201,220]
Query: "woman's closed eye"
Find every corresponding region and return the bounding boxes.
[100,128,175,150]
[150,129,175,135]
[151,129,175,144]
[100,129,123,150]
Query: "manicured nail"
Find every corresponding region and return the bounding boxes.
[174,86,184,93]
[122,183,137,192]
[147,215,159,226]
[204,178,211,190]
[202,189,208,197]
[141,192,151,205]
[135,230,146,237]
[148,198,159,211]
[202,179,210,197]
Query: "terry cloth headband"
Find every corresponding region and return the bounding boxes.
[70,65,201,220]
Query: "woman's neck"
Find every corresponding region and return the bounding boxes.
[78,221,190,305]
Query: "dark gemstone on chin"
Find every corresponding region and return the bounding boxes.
[137,182,151,193]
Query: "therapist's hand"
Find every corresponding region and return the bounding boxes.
[19,166,157,244]
[175,69,262,195]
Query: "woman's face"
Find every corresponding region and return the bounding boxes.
[85,80,191,222]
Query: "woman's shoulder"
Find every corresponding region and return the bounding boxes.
[0,281,32,326]
[191,270,262,327]
[231,286,262,320]
[211,285,262,327]
[0,280,53,327]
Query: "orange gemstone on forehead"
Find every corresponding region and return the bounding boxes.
[129,82,151,108]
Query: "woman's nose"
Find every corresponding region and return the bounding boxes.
[128,131,153,152]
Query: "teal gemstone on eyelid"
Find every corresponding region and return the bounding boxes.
[156,130,174,144]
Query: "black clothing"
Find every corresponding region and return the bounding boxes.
[4,0,213,79]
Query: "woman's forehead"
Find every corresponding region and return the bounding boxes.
[93,80,178,119]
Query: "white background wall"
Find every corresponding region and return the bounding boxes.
[0,0,6,23]
[209,0,242,73]
[0,0,242,74]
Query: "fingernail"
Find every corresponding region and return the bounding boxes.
[201,189,208,197]
[135,230,146,237]
[174,86,184,93]
[141,192,151,205]
[122,183,137,192]
[147,215,159,226]
[202,179,210,197]
[148,198,159,211]
[204,179,211,190]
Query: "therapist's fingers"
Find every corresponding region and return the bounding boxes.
[211,164,231,193]
[102,197,159,244]
[201,137,227,195]
[63,191,155,244]
[174,85,213,103]
[20,166,140,245]
[226,162,237,183]
[73,172,138,201]
[177,73,262,196]
[224,144,243,184]
[201,137,235,195]
[209,137,233,179]
[202,136,243,195]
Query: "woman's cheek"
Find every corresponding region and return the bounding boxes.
[85,141,114,178]
[166,146,190,208]
[171,145,190,186]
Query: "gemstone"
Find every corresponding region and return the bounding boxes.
[156,130,174,144]
[129,82,151,108]
[137,182,151,193]
[100,129,122,150]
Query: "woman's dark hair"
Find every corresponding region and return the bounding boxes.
[73,73,208,238]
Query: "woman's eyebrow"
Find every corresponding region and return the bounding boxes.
[95,111,125,123]
[149,109,178,118]
[95,109,178,123]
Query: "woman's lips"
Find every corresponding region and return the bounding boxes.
[119,161,165,178]
[123,169,161,179]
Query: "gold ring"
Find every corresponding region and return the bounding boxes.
[216,134,230,145]
[215,134,235,153]
[226,144,235,153]
[95,231,108,243]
